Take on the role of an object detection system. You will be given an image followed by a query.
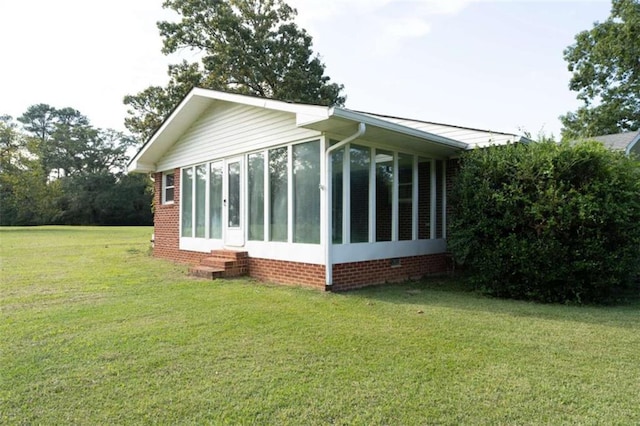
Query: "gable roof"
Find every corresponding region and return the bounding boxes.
[590,130,640,156]
[128,87,526,173]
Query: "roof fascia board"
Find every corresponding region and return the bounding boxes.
[128,88,205,172]
[194,88,330,116]
[329,107,469,150]
[127,160,155,174]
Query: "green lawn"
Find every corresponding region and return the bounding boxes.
[1,226,639,424]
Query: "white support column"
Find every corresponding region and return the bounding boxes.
[287,145,293,243]
[262,152,269,242]
[320,138,327,248]
[191,166,196,238]
[205,163,210,239]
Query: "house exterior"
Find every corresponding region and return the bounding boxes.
[128,88,527,290]
[590,130,640,157]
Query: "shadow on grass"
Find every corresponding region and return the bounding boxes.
[341,273,640,329]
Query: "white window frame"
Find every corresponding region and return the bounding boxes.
[162,172,175,204]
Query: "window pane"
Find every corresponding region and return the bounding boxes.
[209,162,222,239]
[331,147,344,244]
[375,150,393,242]
[181,167,193,237]
[436,160,443,239]
[350,144,370,243]
[269,147,288,241]
[164,173,174,203]
[228,162,240,228]
[398,153,413,240]
[165,187,174,203]
[248,152,265,241]
[293,140,320,244]
[418,158,431,239]
[195,165,206,238]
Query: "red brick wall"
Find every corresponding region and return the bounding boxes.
[248,253,449,291]
[249,258,326,289]
[153,169,209,265]
[331,253,449,291]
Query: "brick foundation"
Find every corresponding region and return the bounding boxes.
[249,258,326,289]
[331,253,448,291]
[248,254,449,291]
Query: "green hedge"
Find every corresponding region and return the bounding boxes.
[449,140,640,303]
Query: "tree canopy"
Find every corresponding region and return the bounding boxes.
[0,107,152,226]
[124,0,346,142]
[560,0,640,139]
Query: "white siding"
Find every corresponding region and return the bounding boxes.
[157,102,321,170]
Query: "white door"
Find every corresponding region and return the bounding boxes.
[224,157,245,246]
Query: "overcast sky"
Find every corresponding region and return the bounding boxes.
[1,0,611,139]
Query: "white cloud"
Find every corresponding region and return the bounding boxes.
[289,0,476,54]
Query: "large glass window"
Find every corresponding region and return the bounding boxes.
[418,158,431,240]
[398,153,414,240]
[350,145,370,243]
[195,164,207,238]
[331,147,344,244]
[375,150,393,242]
[228,161,240,228]
[209,162,222,239]
[293,140,320,244]
[248,152,265,241]
[269,147,288,241]
[181,167,193,237]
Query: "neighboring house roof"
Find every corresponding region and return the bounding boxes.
[128,87,528,173]
[589,130,640,156]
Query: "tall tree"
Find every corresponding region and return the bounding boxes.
[560,0,640,140]
[0,116,60,225]
[18,106,134,178]
[2,106,152,226]
[124,0,345,142]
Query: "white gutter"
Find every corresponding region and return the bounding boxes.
[324,122,366,289]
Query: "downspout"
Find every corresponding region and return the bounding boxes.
[325,122,366,289]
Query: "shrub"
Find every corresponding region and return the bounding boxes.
[449,140,640,304]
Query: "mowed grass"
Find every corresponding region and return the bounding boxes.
[1,227,639,424]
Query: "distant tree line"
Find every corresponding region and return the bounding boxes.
[0,105,152,226]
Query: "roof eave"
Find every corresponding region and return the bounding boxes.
[328,107,469,150]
